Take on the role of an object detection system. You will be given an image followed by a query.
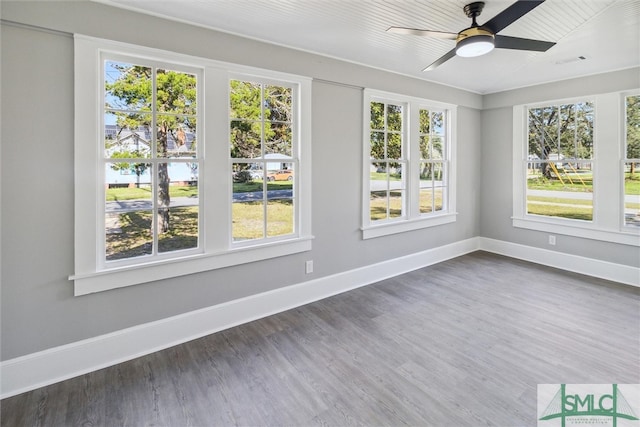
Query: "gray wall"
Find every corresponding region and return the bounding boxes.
[0,1,482,360]
[480,69,640,267]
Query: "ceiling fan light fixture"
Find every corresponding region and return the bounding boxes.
[455,27,495,57]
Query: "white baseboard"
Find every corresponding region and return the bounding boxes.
[2,237,637,399]
[478,237,640,287]
[0,238,479,399]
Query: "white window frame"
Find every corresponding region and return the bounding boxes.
[362,89,457,239]
[72,35,312,295]
[228,75,301,248]
[512,91,640,246]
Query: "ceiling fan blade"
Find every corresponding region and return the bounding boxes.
[494,35,555,52]
[482,0,545,34]
[387,27,457,40]
[423,48,457,71]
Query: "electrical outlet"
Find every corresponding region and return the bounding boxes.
[548,235,556,245]
[305,260,313,274]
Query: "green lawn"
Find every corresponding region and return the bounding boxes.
[106,196,294,260]
[106,207,198,260]
[527,203,593,221]
[232,200,293,240]
[369,189,443,221]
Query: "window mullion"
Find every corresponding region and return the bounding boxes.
[151,66,159,256]
[200,68,227,251]
[261,84,268,239]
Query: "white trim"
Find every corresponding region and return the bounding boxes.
[73,35,314,294]
[72,238,313,296]
[361,89,457,236]
[478,237,640,287]
[3,236,638,399]
[1,237,478,399]
[362,212,457,239]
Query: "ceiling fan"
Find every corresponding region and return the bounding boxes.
[387,0,556,71]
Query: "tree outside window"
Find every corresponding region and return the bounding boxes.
[104,60,199,261]
[526,101,594,221]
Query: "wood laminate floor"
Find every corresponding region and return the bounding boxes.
[2,252,639,426]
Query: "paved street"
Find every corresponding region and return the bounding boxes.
[106,190,293,212]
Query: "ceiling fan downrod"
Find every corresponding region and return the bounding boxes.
[463,2,485,27]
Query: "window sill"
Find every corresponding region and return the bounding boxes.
[70,236,314,296]
[362,213,457,240]
[512,216,640,247]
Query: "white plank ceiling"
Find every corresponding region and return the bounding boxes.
[101,0,639,94]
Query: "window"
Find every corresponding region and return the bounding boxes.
[526,101,594,222]
[73,36,311,295]
[512,92,639,246]
[368,100,406,221]
[362,90,457,239]
[419,109,448,215]
[624,94,640,228]
[103,58,202,263]
[230,79,296,243]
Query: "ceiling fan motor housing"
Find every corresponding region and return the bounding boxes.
[456,27,495,57]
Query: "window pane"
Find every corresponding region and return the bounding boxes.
[419,109,430,134]
[104,113,152,158]
[266,122,292,156]
[156,69,197,115]
[105,163,153,260]
[233,201,264,241]
[575,102,594,159]
[386,104,402,132]
[157,115,197,158]
[370,190,388,222]
[527,161,593,221]
[265,85,291,121]
[432,136,444,160]
[370,131,385,159]
[389,190,403,218]
[432,111,445,136]
[105,61,152,112]
[387,133,402,160]
[370,102,384,130]
[267,199,294,237]
[420,135,431,160]
[266,163,293,183]
[158,206,198,253]
[231,120,262,159]
[105,161,152,190]
[230,80,261,120]
[105,211,153,260]
[233,162,264,185]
